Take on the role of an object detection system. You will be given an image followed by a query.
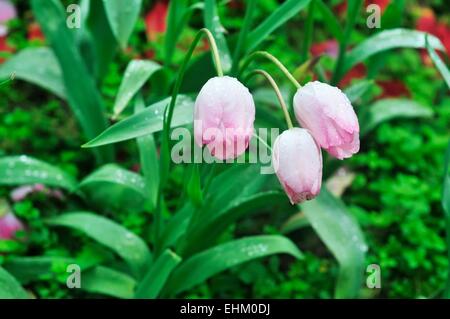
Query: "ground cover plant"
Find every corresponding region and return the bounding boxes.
[0,0,449,299]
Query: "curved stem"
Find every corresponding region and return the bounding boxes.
[246,69,294,129]
[156,28,223,249]
[165,28,223,134]
[240,51,301,89]
[202,29,224,77]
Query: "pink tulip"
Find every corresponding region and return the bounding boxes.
[293,81,360,160]
[272,128,322,204]
[0,212,24,240]
[194,76,255,160]
[0,0,16,37]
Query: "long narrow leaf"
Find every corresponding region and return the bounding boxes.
[164,235,302,296]
[0,267,28,299]
[0,48,65,99]
[102,0,142,49]
[164,1,189,65]
[302,188,367,298]
[246,0,311,53]
[83,96,194,148]
[45,212,151,276]
[87,0,118,79]
[442,142,450,298]
[426,35,450,88]
[359,98,433,137]
[113,60,161,118]
[204,0,232,72]
[31,0,113,163]
[0,156,77,192]
[135,249,181,298]
[342,29,445,76]
[135,97,159,211]
[79,164,148,212]
[82,266,136,299]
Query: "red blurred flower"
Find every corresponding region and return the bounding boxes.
[334,0,390,16]
[145,1,168,42]
[28,22,44,42]
[376,80,410,99]
[228,0,244,10]
[365,0,390,13]
[339,63,367,88]
[415,7,450,65]
[0,36,13,63]
[310,39,339,58]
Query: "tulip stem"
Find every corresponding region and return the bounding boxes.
[246,69,294,129]
[201,28,224,77]
[157,28,224,248]
[240,51,301,89]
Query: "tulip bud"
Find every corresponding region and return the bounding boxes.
[0,0,17,37]
[0,198,24,240]
[293,81,360,160]
[194,76,255,160]
[272,128,322,204]
[0,206,24,240]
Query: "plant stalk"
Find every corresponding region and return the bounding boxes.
[246,69,294,129]
[240,51,301,89]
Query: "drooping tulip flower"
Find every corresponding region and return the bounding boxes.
[293,81,360,160]
[194,76,255,160]
[272,128,322,204]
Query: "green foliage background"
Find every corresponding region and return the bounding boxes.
[0,0,449,298]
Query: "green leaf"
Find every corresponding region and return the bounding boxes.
[0,48,65,99]
[0,156,77,191]
[183,191,284,256]
[159,203,194,251]
[343,29,446,76]
[315,0,343,41]
[164,235,302,296]
[113,60,162,118]
[331,0,363,85]
[302,188,367,298]
[4,256,74,284]
[82,266,136,299]
[246,0,311,53]
[78,164,147,212]
[102,0,142,49]
[426,35,450,88]
[134,98,159,211]
[0,267,28,299]
[359,98,433,137]
[31,0,113,163]
[87,0,118,79]
[45,212,151,276]
[83,95,194,148]
[186,164,203,207]
[204,0,232,72]
[135,249,182,298]
[164,1,191,65]
[344,80,374,103]
[442,142,450,298]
